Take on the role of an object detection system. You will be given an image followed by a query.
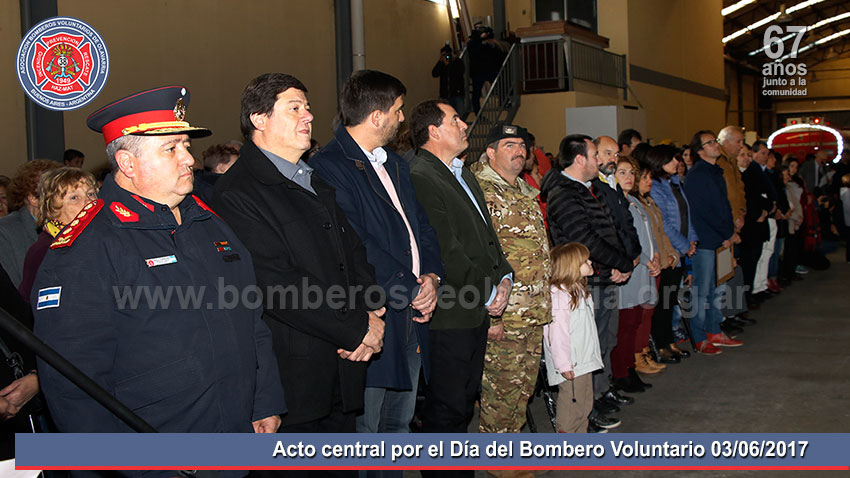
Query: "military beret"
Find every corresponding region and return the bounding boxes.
[86,85,212,145]
[486,123,529,147]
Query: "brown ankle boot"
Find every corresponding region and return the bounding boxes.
[641,347,666,370]
[634,353,661,374]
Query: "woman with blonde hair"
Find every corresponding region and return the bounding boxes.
[543,242,603,433]
[18,167,97,301]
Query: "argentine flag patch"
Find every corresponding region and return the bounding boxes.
[37,286,62,310]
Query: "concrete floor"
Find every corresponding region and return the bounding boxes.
[409,248,850,478]
[529,248,850,477]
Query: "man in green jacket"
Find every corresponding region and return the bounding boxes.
[408,100,513,455]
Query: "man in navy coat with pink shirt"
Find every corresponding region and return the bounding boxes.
[311,70,444,439]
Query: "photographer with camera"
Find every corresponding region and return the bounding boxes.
[431,44,466,119]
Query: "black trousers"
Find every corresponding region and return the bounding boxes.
[782,231,803,278]
[420,320,488,478]
[250,383,357,478]
[740,240,764,292]
[590,285,619,398]
[422,319,489,434]
[651,265,683,348]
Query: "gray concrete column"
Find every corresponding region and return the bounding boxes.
[334,0,353,97]
[351,0,366,71]
[20,0,65,162]
[493,0,505,39]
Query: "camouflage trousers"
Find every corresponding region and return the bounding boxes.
[479,323,544,433]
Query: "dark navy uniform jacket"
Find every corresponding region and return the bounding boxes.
[32,175,285,436]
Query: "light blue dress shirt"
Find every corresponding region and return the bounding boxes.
[446,158,488,222]
[259,146,316,195]
[443,158,512,306]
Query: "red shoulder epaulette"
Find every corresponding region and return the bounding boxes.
[50,199,104,249]
[109,201,139,222]
[192,195,220,218]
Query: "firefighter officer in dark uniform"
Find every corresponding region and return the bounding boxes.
[31,86,286,447]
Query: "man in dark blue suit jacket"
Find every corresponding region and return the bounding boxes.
[311,71,444,439]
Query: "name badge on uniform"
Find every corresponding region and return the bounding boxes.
[145,255,178,268]
[37,286,62,310]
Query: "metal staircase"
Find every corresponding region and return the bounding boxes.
[464,42,522,162]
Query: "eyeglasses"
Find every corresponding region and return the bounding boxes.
[701,139,718,147]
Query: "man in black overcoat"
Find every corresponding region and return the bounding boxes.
[214,73,386,440]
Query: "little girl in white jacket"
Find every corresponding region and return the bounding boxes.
[543,242,603,433]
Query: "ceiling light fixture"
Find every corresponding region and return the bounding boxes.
[776,27,850,61]
[722,0,756,17]
[723,0,826,43]
[749,11,850,55]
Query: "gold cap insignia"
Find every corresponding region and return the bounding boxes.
[174,98,186,121]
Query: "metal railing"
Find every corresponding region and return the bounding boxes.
[520,38,568,92]
[465,42,521,162]
[570,39,627,90]
[519,37,627,97]
[462,37,626,162]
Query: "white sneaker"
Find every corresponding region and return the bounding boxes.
[795,265,809,274]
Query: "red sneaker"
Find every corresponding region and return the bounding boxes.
[697,340,723,355]
[707,332,743,347]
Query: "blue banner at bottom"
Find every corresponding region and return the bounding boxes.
[15,433,850,470]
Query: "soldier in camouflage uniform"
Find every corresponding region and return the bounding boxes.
[475,124,551,434]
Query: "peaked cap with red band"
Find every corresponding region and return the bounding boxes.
[86,86,212,145]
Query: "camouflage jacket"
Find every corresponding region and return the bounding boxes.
[475,163,551,328]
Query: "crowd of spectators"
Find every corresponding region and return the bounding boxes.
[526,125,849,434]
[0,67,847,478]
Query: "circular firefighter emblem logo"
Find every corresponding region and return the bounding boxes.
[16,17,109,111]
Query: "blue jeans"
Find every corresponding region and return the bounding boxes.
[691,249,724,343]
[357,341,421,478]
[356,340,421,434]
